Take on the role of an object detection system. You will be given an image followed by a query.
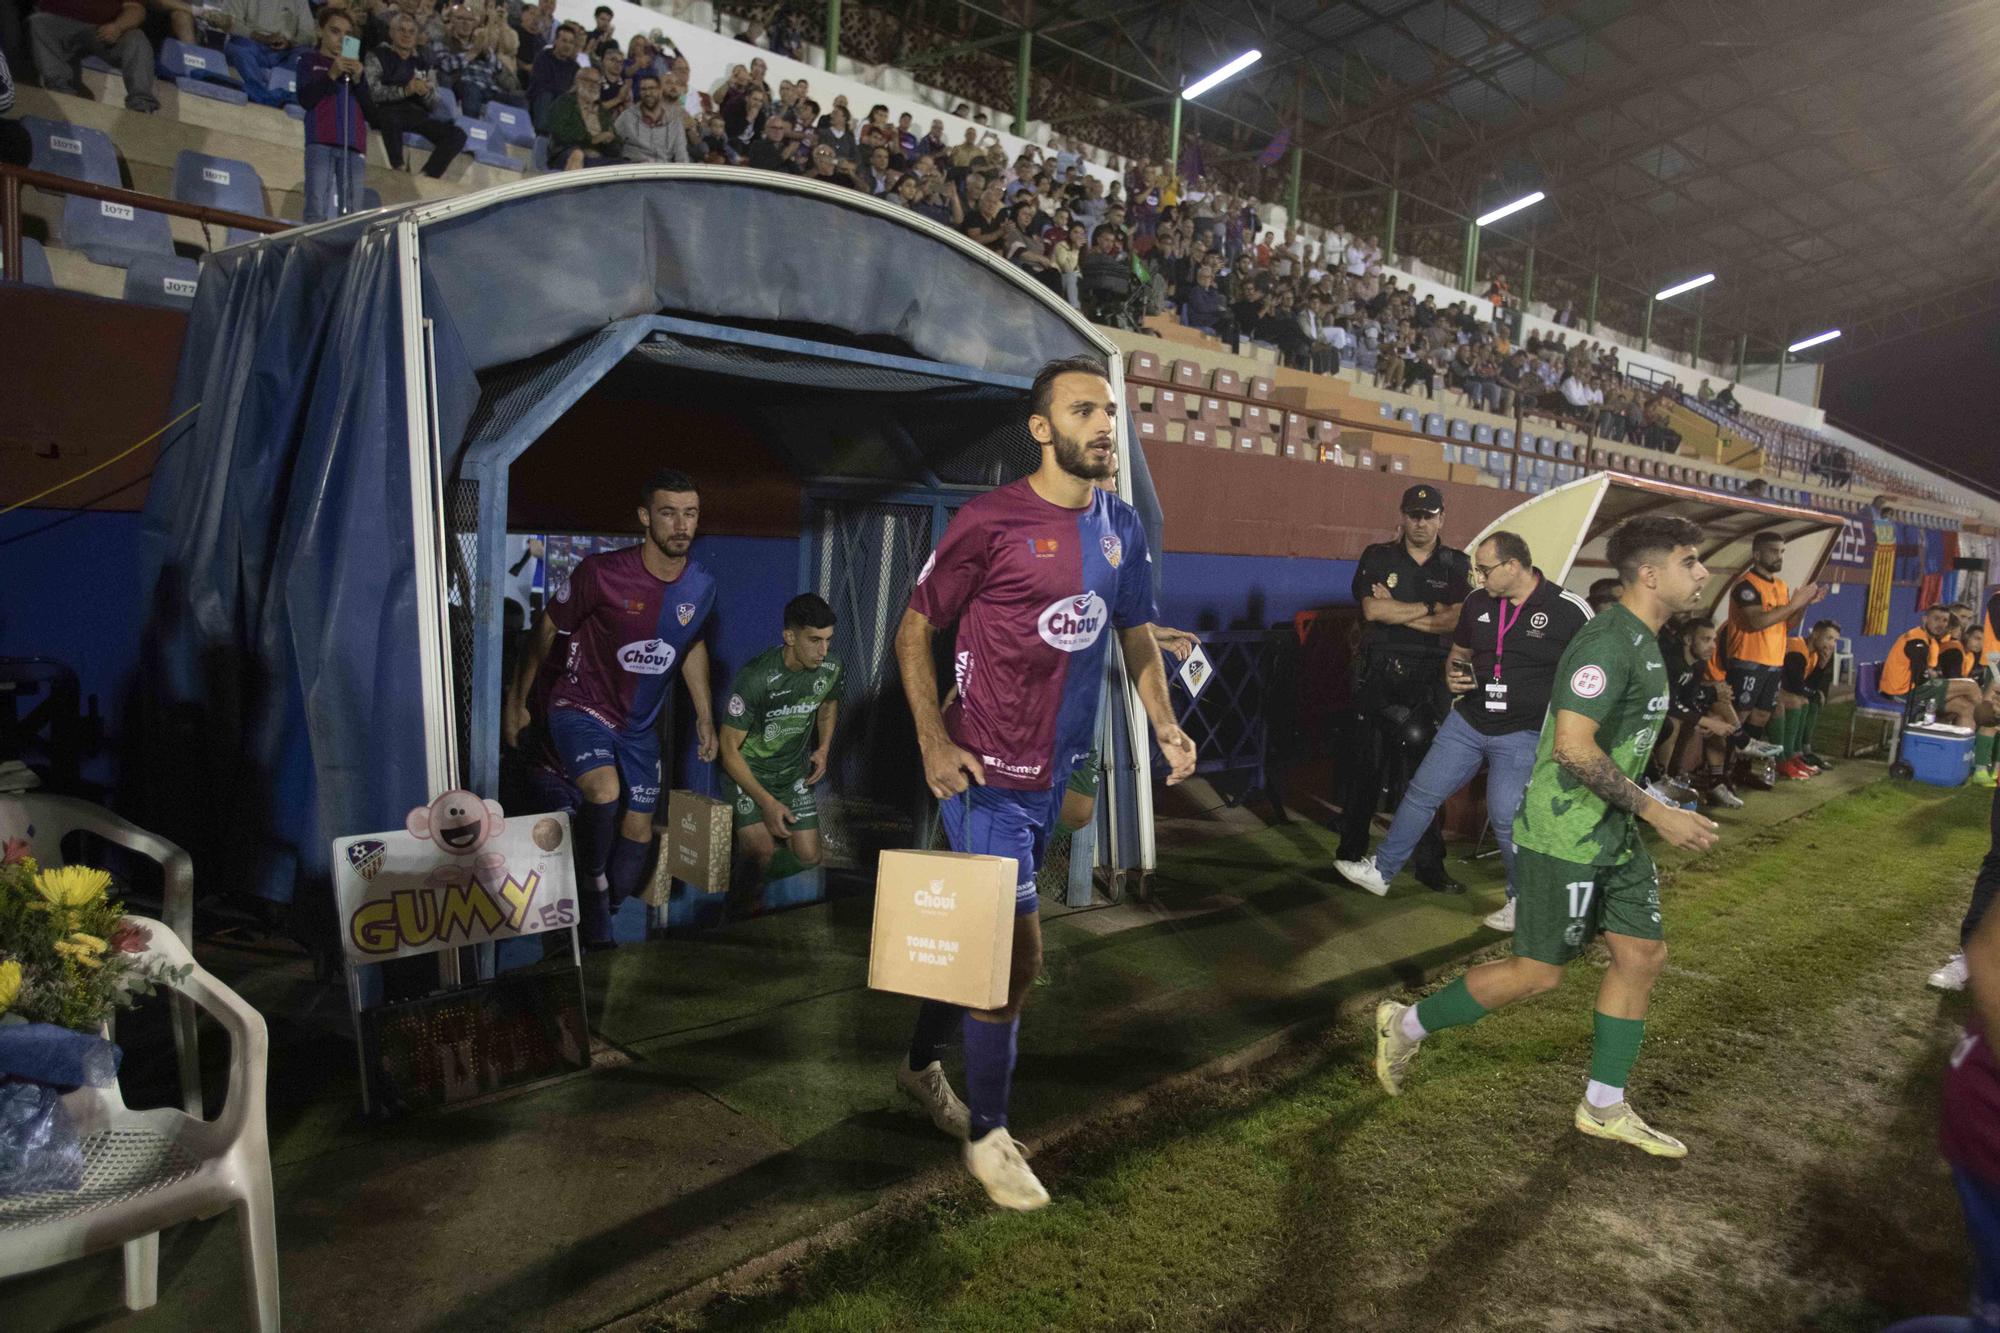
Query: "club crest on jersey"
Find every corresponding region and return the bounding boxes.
[346,839,386,881]
[1029,537,1060,558]
[1038,592,1108,653]
[1100,534,1123,569]
[617,639,678,675]
[676,602,696,626]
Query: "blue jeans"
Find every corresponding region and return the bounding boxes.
[303,144,363,222]
[1373,708,1539,892]
[224,37,304,107]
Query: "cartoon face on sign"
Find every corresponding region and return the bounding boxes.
[406,790,506,855]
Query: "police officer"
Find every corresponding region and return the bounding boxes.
[1335,483,1472,893]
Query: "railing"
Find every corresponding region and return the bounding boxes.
[1,163,287,286]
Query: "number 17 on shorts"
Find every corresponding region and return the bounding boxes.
[1512,844,1663,966]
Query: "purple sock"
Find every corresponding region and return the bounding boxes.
[605,834,651,907]
[907,1000,963,1072]
[573,800,619,888]
[961,1014,1018,1141]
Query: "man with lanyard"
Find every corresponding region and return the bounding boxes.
[1720,531,1824,771]
[891,357,1197,1212]
[505,469,719,946]
[1374,516,1721,1158]
[1336,530,1592,933]
[718,594,842,882]
[1335,484,1473,895]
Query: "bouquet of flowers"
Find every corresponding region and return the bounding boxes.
[0,838,186,1194]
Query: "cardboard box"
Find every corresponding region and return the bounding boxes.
[868,849,1017,1009]
[662,789,732,897]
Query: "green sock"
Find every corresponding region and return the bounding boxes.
[1589,1012,1647,1089]
[1414,975,1490,1034]
[1802,700,1822,756]
[1978,733,1997,768]
[1783,709,1806,759]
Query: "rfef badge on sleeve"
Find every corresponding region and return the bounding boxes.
[1176,643,1214,701]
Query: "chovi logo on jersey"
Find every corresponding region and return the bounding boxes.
[617,639,679,675]
[1037,592,1108,652]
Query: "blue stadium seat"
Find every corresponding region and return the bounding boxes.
[1377,400,1394,419]
[457,118,522,171]
[1472,422,1493,444]
[1423,412,1445,436]
[1,237,56,287]
[158,38,246,103]
[1495,427,1514,450]
[1443,443,1461,464]
[62,192,174,268]
[22,116,119,186]
[1448,418,1471,440]
[170,150,270,245]
[1396,406,1419,427]
[486,101,534,146]
[122,254,201,309]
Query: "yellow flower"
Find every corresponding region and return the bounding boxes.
[0,960,19,1010]
[53,935,106,969]
[34,865,112,910]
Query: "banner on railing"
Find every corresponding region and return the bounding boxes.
[1865,517,1897,636]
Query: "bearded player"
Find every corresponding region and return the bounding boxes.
[893,356,1197,1211]
[1373,515,1719,1157]
[505,469,719,946]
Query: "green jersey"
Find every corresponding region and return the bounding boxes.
[1512,603,1669,867]
[722,646,844,777]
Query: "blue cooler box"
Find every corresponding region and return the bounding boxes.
[1904,726,1975,787]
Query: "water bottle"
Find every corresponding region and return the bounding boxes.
[1923,698,1937,726]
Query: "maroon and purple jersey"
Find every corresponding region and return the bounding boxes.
[1944,1019,2000,1188]
[910,478,1157,791]
[536,545,717,735]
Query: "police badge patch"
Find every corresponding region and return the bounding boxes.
[1101,534,1123,569]
[676,603,696,626]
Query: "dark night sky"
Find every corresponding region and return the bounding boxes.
[1819,311,2000,496]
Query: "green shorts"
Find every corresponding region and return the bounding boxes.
[724,770,819,833]
[1512,842,1662,966]
[1065,758,1100,797]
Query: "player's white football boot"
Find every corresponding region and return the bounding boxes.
[897,1060,971,1138]
[964,1129,1049,1211]
[1373,1001,1423,1096]
[1335,855,1392,897]
[1482,898,1516,932]
[1574,1099,1687,1158]
[1930,954,1970,992]
[1706,784,1746,810]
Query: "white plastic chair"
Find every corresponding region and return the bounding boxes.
[0,794,202,1117]
[0,916,278,1330]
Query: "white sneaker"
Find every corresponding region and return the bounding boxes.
[1335,855,1391,897]
[1482,898,1516,932]
[1930,954,1970,992]
[897,1060,971,1138]
[964,1128,1050,1211]
[1707,784,1745,810]
[1743,739,1784,759]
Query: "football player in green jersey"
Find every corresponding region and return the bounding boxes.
[719,594,843,878]
[1373,515,1720,1158]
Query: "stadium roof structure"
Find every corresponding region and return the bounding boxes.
[939,0,2000,359]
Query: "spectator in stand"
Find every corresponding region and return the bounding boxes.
[623,33,663,90]
[800,140,858,189]
[511,2,545,85]
[547,63,620,169]
[907,166,963,226]
[365,11,466,178]
[0,48,24,169]
[207,0,313,107]
[617,72,691,164]
[1078,224,1131,319]
[527,19,580,131]
[1712,381,1742,415]
[858,143,896,195]
[29,0,159,112]
[584,3,615,59]
[919,117,948,159]
[430,3,519,118]
[1553,298,1576,328]
[816,102,857,164]
[745,111,798,173]
[593,45,629,119]
[723,85,768,156]
[1560,368,1600,431]
[1696,377,1715,404]
[1180,263,1237,351]
[298,7,367,221]
[1048,220,1085,309]
[1002,198,1060,293]
[1642,390,1681,451]
[696,111,731,163]
[962,182,1008,249]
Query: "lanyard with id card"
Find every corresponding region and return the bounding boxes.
[1486,597,1523,712]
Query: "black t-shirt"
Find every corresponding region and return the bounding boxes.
[1669,654,1718,715]
[1450,572,1593,734]
[1351,539,1472,659]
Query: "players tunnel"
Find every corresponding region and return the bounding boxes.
[131,168,1166,936]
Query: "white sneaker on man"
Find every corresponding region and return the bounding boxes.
[1482,898,1516,932]
[1743,739,1783,759]
[1334,855,1391,897]
[964,1129,1050,1211]
[1930,954,1970,992]
[1707,784,1745,810]
[897,1060,971,1138]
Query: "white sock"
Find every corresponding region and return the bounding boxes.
[1584,1079,1623,1109]
[1400,1005,1427,1042]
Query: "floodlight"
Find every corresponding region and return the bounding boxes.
[1182,50,1262,101]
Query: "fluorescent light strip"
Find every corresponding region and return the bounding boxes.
[1654,273,1715,301]
[1182,49,1263,101]
[1787,329,1842,353]
[1476,191,1545,227]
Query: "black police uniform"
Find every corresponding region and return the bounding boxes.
[1336,485,1472,884]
